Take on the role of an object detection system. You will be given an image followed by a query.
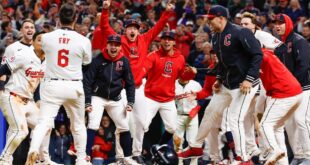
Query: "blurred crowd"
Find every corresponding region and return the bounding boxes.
[0,0,309,164]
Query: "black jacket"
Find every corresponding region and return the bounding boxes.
[83,53,135,106]
[277,32,310,91]
[274,14,310,91]
[212,22,263,89]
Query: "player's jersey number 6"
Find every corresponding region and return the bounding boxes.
[58,49,69,67]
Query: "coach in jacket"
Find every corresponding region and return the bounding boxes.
[83,34,137,164]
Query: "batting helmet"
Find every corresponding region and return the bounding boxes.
[150,144,179,165]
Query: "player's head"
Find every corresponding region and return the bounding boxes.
[33,31,46,55]
[124,19,140,42]
[20,19,35,43]
[179,64,197,82]
[205,5,229,33]
[274,13,293,38]
[241,12,260,33]
[106,34,122,58]
[59,3,77,27]
[160,31,175,52]
[151,144,178,165]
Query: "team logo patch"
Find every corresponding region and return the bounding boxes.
[129,47,139,58]
[224,34,231,46]
[9,56,15,62]
[287,42,292,53]
[115,61,123,71]
[162,61,173,77]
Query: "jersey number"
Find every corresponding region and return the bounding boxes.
[57,49,69,67]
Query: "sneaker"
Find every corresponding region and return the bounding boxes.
[177,147,203,159]
[249,149,261,165]
[76,156,92,165]
[300,158,310,165]
[217,159,230,165]
[264,150,285,165]
[37,159,64,165]
[124,157,140,165]
[230,160,251,165]
[0,154,13,165]
[115,158,125,165]
[26,152,39,165]
[290,158,301,165]
[132,155,145,164]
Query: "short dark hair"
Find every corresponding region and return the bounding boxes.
[21,19,35,28]
[59,3,76,25]
[1,21,10,31]
[33,31,46,41]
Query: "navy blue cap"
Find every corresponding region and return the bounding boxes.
[205,5,229,19]
[160,31,175,40]
[124,19,140,29]
[274,14,285,23]
[107,34,121,43]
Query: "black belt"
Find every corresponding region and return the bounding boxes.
[48,78,81,81]
[10,92,29,103]
[178,114,189,116]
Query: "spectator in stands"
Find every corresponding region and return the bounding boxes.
[187,35,208,66]
[92,126,113,165]
[175,24,194,59]
[286,0,305,23]
[50,124,73,165]
[273,0,289,14]
[302,20,310,42]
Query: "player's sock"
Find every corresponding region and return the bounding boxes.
[120,131,132,157]
[225,131,237,158]
[159,131,173,145]
[86,129,97,155]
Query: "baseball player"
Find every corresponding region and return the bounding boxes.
[258,49,303,165]
[178,5,263,164]
[140,31,185,151]
[90,1,176,164]
[174,66,201,165]
[83,34,138,165]
[240,12,284,164]
[0,21,56,165]
[273,14,310,165]
[25,3,92,165]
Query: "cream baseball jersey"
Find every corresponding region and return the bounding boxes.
[4,47,45,99]
[255,30,282,49]
[175,80,202,114]
[2,41,35,91]
[41,29,92,80]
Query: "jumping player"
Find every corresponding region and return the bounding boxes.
[0,30,57,165]
[83,34,138,165]
[25,3,92,165]
[178,5,263,164]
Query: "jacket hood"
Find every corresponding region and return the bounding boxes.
[280,14,294,42]
[101,48,124,62]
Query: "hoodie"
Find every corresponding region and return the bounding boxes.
[277,14,310,90]
[143,48,185,102]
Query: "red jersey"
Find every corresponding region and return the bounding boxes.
[91,136,112,159]
[260,49,302,98]
[99,9,174,87]
[144,48,185,102]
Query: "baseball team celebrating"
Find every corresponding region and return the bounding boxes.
[0,0,309,165]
